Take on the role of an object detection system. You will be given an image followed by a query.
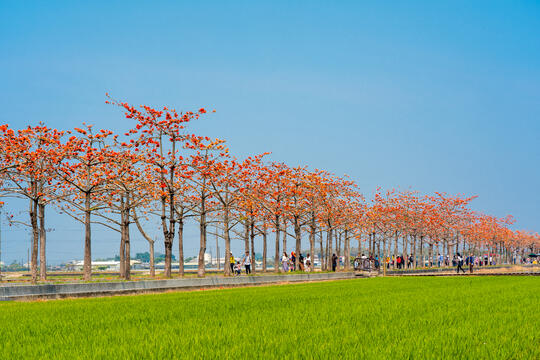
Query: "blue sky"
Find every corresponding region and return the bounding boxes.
[0,1,539,264]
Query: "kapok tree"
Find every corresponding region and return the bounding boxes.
[210,154,266,276]
[108,96,209,278]
[254,162,289,273]
[185,135,227,277]
[0,124,64,282]
[281,166,314,271]
[55,125,118,281]
[93,148,149,280]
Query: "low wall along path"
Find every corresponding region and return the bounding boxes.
[0,272,357,301]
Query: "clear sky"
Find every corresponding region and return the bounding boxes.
[0,1,539,264]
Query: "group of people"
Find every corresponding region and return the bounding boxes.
[384,255,414,269]
[281,251,312,272]
[228,250,512,275]
[380,253,501,270]
[356,254,380,270]
[455,253,477,273]
[439,253,496,268]
[229,251,252,275]
[229,251,317,275]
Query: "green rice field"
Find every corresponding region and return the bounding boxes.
[0,277,538,359]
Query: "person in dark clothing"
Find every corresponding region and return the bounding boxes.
[466,254,474,273]
[456,253,466,274]
[331,253,338,271]
[299,253,305,271]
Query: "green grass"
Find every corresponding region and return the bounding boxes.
[0,277,538,359]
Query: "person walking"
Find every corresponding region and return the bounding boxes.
[290,251,296,271]
[305,253,311,272]
[332,253,338,272]
[229,253,235,274]
[281,252,289,272]
[242,251,252,275]
[456,253,465,274]
[466,254,474,273]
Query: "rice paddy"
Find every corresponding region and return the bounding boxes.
[0,276,538,359]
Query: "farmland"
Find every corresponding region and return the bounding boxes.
[0,277,538,359]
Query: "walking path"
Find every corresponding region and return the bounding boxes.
[383,264,539,277]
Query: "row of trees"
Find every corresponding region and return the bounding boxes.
[1,99,538,283]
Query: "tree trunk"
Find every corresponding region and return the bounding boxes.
[124,201,131,281]
[344,229,350,271]
[244,219,250,254]
[215,223,220,270]
[282,218,287,254]
[224,207,231,276]
[164,236,173,278]
[327,225,333,270]
[428,243,433,268]
[197,209,207,278]
[336,231,341,271]
[413,235,417,268]
[119,222,125,279]
[83,192,92,281]
[250,217,256,274]
[161,195,172,278]
[393,231,398,269]
[419,235,424,268]
[177,205,184,277]
[124,224,131,280]
[29,198,39,284]
[383,237,387,267]
[38,203,46,281]
[294,217,301,271]
[132,209,155,278]
[178,217,184,277]
[119,197,126,279]
[309,213,316,272]
[262,225,267,272]
[403,234,408,267]
[149,239,155,277]
[274,215,280,273]
[319,230,324,271]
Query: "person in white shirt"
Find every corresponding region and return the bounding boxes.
[281,252,289,272]
[304,254,311,272]
[456,253,465,274]
[242,251,252,274]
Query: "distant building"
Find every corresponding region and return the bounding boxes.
[65,260,141,271]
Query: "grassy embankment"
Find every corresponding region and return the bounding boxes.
[0,276,538,359]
